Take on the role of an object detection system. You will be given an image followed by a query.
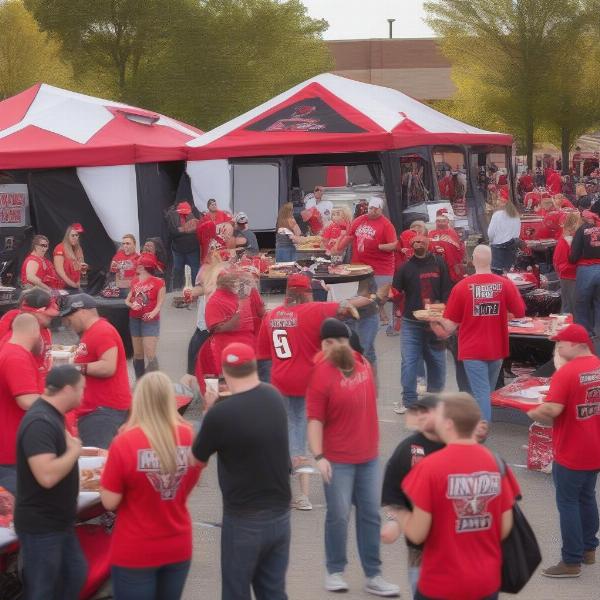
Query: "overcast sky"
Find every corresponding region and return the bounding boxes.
[302,0,434,40]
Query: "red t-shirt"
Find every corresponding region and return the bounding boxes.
[53,243,81,287]
[256,302,339,397]
[128,276,165,320]
[553,236,577,280]
[403,444,519,600]
[0,343,43,464]
[20,254,60,289]
[200,210,231,225]
[307,207,323,235]
[101,424,202,568]
[444,273,525,360]
[111,250,139,283]
[349,215,396,275]
[196,220,228,262]
[428,228,465,282]
[74,319,131,415]
[545,355,600,470]
[306,352,378,463]
[322,222,347,252]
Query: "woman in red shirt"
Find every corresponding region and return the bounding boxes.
[125,252,166,379]
[21,235,61,291]
[142,238,167,277]
[110,234,140,298]
[54,223,86,291]
[323,206,352,259]
[553,211,581,314]
[100,371,201,600]
[306,318,399,596]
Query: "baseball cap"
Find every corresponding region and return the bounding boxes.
[222,342,256,367]
[550,323,594,352]
[368,197,383,209]
[45,365,82,391]
[137,252,158,270]
[235,212,248,224]
[411,234,429,246]
[287,273,312,290]
[176,201,192,215]
[71,223,84,233]
[436,208,453,220]
[59,293,97,317]
[320,318,351,340]
[410,394,441,411]
[19,288,60,316]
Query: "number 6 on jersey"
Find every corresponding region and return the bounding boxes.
[272,329,292,359]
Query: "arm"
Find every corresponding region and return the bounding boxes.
[378,241,398,252]
[53,255,78,288]
[487,213,498,244]
[211,311,240,332]
[16,394,39,410]
[100,489,123,511]
[527,401,564,425]
[307,418,332,483]
[82,346,118,378]
[124,289,134,309]
[397,506,433,545]
[569,227,584,263]
[25,260,50,291]
[501,508,513,540]
[27,431,81,490]
[430,317,458,339]
[143,286,166,321]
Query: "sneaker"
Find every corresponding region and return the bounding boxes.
[584,549,596,565]
[295,495,313,511]
[541,561,581,578]
[364,575,400,597]
[325,572,349,592]
[392,402,406,414]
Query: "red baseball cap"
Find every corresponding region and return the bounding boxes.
[550,324,594,352]
[137,252,158,270]
[176,201,192,215]
[221,342,256,367]
[287,273,312,290]
[436,208,450,219]
[71,223,84,233]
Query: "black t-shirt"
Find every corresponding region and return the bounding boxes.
[381,431,445,549]
[392,253,452,319]
[192,383,291,515]
[14,398,79,533]
[569,222,600,263]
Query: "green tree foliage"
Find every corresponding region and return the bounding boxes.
[0,0,73,98]
[424,0,595,170]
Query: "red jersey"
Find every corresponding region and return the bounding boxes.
[544,355,600,470]
[553,236,577,280]
[403,444,519,600]
[256,302,339,397]
[196,220,227,262]
[0,310,52,372]
[518,174,534,194]
[444,273,525,360]
[111,250,139,283]
[349,214,396,275]
[53,243,81,287]
[100,424,201,568]
[428,228,465,282]
[322,222,347,253]
[306,206,323,235]
[74,319,131,416]
[395,229,416,268]
[200,210,231,225]
[546,171,562,195]
[20,254,60,289]
[0,343,43,464]
[128,276,165,320]
[306,352,378,463]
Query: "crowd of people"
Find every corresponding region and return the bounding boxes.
[1,180,599,600]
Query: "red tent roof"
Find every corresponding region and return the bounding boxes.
[187,74,512,159]
[0,84,202,169]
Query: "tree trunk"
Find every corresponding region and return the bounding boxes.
[525,120,534,170]
[561,127,571,175]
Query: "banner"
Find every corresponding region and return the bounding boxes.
[0,184,28,228]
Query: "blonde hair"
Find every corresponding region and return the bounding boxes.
[62,226,84,263]
[333,205,352,224]
[563,211,581,235]
[503,200,519,218]
[276,202,294,229]
[127,371,187,475]
[122,233,137,247]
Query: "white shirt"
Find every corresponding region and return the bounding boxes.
[487,210,521,245]
[304,195,334,224]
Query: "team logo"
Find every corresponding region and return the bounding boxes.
[576,384,600,420]
[447,471,501,533]
[410,444,425,467]
[74,342,88,358]
[137,447,191,500]
[470,283,502,316]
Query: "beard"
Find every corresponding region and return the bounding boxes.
[413,247,427,257]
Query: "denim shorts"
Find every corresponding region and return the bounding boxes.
[129,317,160,337]
[284,396,307,457]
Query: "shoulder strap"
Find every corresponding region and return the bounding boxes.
[493,451,506,476]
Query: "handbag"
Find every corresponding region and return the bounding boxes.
[494,455,542,593]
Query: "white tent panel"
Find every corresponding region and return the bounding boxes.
[232,163,279,231]
[77,165,140,243]
[187,160,231,212]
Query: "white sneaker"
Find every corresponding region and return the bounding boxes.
[325,572,349,592]
[365,575,400,597]
[392,402,407,414]
[295,495,313,511]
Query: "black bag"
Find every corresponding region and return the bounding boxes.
[495,455,542,593]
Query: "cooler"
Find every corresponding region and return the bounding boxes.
[527,422,553,471]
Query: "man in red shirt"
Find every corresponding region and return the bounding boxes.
[399,393,518,600]
[0,313,44,492]
[431,245,525,431]
[61,294,131,449]
[527,324,600,578]
[427,209,465,283]
[200,198,232,225]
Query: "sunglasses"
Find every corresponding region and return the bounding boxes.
[314,188,322,192]
[70,233,80,237]
[37,243,49,248]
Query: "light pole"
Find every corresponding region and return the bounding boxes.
[387,18,395,39]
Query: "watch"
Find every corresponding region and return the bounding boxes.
[314,454,324,462]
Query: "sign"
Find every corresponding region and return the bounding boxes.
[0,184,28,228]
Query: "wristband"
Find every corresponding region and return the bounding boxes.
[77,363,88,376]
[314,454,324,462]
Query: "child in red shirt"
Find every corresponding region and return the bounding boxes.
[553,212,581,314]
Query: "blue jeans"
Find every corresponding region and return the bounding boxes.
[574,264,600,336]
[323,459,381,578]
[553,461,600,564]
[348,312,378,365]
[401,318,446,407]
[221,509,290,600]
[172,249,200,290]
[491,241,516,274]
[275,244,296,263]
[0,464,16,495]
[285,396,306,457]
[112,560,190,600]
[17,528,88,600]
[463,359,503,422]
[77,407,129,449]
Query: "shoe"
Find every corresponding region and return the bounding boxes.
[584,549,596,565]
[541,561,581,578]
[295,495,313,511]
[364,575,400,597]
[392,402,407,414]
[325,572,349,592]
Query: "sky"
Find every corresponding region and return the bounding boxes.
[301,0,434,40]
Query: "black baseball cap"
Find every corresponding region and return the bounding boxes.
[60,293,97,317]
[409,394,441,411]
[320,318,351,340]
[45,365,82,391]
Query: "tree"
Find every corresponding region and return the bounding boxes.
[424,0,582,169]
[0,0,73,98]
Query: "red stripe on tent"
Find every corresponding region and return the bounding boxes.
[0,84,41,130]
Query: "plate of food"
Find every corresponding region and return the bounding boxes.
[413,303,445,321]
[79,456,105,492]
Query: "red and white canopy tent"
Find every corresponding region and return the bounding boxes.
[185,73,512,230]
[0,84,202,268]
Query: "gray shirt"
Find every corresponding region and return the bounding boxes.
[235,228,259,253]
